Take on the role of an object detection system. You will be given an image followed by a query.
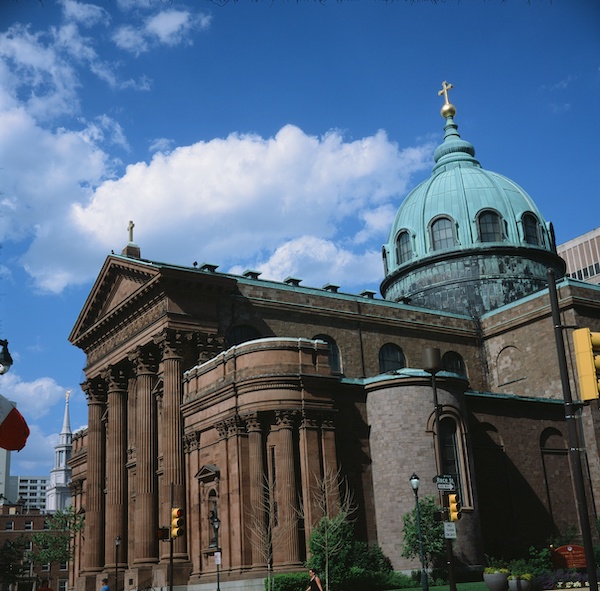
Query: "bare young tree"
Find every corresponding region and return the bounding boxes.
[246,475,296,591]
[298,466,357,591]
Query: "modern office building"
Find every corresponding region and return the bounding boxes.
[558,227,600,286]
[16,476,48,512]
[67,88,600,591]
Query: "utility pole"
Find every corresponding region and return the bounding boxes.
[547,269,598,591]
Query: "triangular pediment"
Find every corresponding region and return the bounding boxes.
[195,464,220,483]
[69,255,160,344]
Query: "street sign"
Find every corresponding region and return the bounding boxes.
[444,522,457,539]
[434,474,456,491]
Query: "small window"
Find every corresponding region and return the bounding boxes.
[24,521,33,530]
[522,213,540,245]
[59,581,68,591]
[41,564,51,572]
[378,343,406,373]
[441,351,466,376]
[478,211,503,242]
[396,231,413,264]
[431,217,456,250]
[60,562,68,570]
[5,521,14,530]
[440,417,463,500]
[313,334,341,373]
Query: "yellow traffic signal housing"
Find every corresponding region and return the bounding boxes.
[171,507,185,539]
[573,328,600,401]
[448,493,461,522]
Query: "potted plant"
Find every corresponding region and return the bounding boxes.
[509,573,534,591]
[484,567,510,591]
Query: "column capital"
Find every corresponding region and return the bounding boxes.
[101,366,128,392]
[243,412,263,433]
[275,409,298,429]
[128,347,158,375]
[193,332,226,364]
[154,329,185,360]
[82,379,106,404]
[183,430,200,453]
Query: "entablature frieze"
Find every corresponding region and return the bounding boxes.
[80,295,167,367]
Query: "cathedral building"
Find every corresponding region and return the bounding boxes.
[67,86,600,591]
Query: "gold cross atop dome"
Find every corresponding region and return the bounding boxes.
[438,80,456,118]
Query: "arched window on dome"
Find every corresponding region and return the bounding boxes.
[441,351,466,376]
[395,230,413,265]
[522,213,540,246]
[477,210,504,242]
[378,343,406,373]
[430,216,457,251]
[313,334,342,374]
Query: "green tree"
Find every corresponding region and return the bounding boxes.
[0,538,27,586]
[401,495,445,573]
[301,467,358,591]
[31,506,84,566]
[307,512,355,590]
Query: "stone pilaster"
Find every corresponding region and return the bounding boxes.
[81,380,106,572]
[156,330,187,559]
[102,366,128,568]
[129,348,159,565]
[274,410,300,565]
[245,413,266,567]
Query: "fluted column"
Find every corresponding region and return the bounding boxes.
[130,348,158,564]
[156,331,187,558]
[102,366,128,568]
[298,412,321,533]
[274,410,300,565]
[82,380,106,572]
[246,413,266,567]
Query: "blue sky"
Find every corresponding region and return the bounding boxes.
[0,0,599,477]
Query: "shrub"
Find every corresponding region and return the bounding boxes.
[268,573,309,591]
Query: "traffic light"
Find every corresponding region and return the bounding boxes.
[157,527,170,541]
[448,494,461,522]
[171,507,185,539]
[573,328,600,401]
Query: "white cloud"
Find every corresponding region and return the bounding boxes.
[0,24,81,120]
[9,424,57,477]
[229,236,384,290]
[113,9,212,55]
[0,372,65,420]
[59,0,111,28]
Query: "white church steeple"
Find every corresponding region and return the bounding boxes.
[45,390,73,512]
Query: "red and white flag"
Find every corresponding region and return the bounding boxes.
[0,394,30,451]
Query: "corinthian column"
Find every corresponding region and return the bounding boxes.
[245,413,265,567]
[130,348,158,564]
[81,380,106,572]
[156,331,187,558]
[102,366,128,568]
[274,410,300,565]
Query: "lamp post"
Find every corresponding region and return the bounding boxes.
[209,502,221,591]
[0,340,13,375]
[114,535,121,591]
[410,473,429,591]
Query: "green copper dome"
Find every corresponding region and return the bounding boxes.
[380,83,565,316]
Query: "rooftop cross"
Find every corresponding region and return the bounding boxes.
[128,220,135,243]
[438,80,453,104]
